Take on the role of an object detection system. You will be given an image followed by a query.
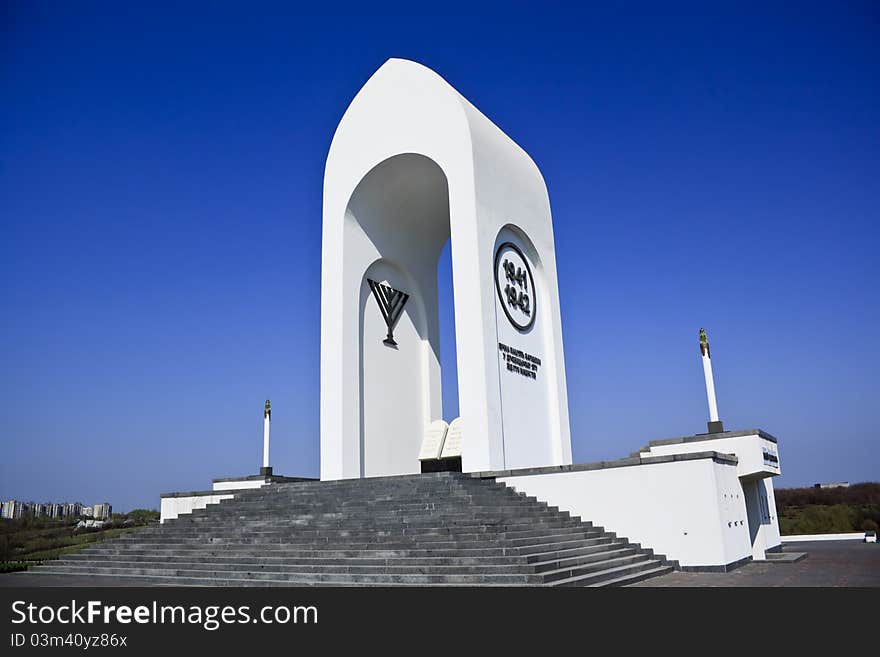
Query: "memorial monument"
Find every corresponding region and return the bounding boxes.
[138,59,787,581]
[319,58,572,480]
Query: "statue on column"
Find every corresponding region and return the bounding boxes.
[699,328,710,358]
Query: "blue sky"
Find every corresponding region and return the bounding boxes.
[2,3,877,511]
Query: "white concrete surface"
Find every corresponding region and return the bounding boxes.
[781,532,869,542]
[498,457,753,569]
[263,408,270,469]
[320,58,572,480]
[160,493,233,523]
[701,351,719,423]
[640,432,780,479]
[212,479,270,492]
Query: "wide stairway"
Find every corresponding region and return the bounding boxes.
[33,473,674,586]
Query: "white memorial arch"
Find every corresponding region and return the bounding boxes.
[319,58,573,480]
[162,58,786,570]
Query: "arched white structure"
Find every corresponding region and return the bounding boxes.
[320,58,572,479]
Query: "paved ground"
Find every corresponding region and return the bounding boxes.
[631,540,880,587]
[1,541,877,587]
[0,573,156,587]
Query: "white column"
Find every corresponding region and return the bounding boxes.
[263,400,271,469]
[702,352,719,423]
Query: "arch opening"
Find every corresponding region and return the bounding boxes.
[346,153,453,476]
[438,239,460,422]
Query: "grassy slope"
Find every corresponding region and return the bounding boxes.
[0,514,157,570]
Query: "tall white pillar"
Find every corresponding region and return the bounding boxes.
[699,329,724,433]
[261,399,272,475]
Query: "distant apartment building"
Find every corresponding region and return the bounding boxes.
[2,500,26,519]
[1,501,32,519]
[814,482,850,489]
[1,500,16,519]
[1,499,111,520]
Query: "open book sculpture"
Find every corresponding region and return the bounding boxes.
[418,420,449,461]
[418,418,462,473]
[440,417,462,460]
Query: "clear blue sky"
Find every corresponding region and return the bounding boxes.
[2,3,877,511]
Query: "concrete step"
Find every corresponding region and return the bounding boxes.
[52,559,546,575]
[88,538,606,554]
[529,546,639,573]
[26,569,524,587]
[63,553,526,567]
[586,564,675,587]
[522,539,621,563]
[32,564,543,585]
[162,514,580,536]
[509,535,618,556]
[128,523,592,536]
[537,553,655,583]
[56,552,652,579]
[105,530,606,548]
[74,545,528,558]
[130,528,594,545]
[156,517,587,535]
[178,505,566,521]
[550,560,672,587]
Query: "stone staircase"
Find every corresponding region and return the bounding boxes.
[32,473,674,586]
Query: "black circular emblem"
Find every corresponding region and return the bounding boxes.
[494,242,536,331]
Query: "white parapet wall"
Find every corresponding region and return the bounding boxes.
[478,452,754,570]
[160,492,234,524]
[639,429,780,479]
[212,477,272,492]
[160,475,315,523]
[781,532,868,542]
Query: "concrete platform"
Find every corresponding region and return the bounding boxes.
[764,551,808,563]
[631,541,880,587]
[0,572,168,587]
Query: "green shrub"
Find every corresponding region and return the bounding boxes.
[861,518,879,534]
[0,562,29,574]
[776,483,880,535]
